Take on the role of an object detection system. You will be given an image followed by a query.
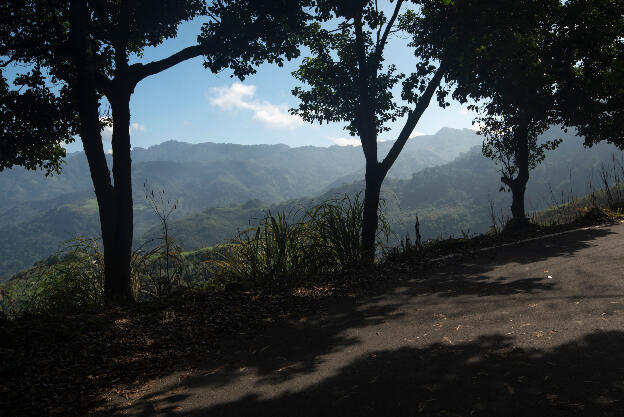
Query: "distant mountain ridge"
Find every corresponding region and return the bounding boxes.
[153,132,623,253]
[0,128,481,280]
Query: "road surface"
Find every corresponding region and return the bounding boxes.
[105,223,624,417]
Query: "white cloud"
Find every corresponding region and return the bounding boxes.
[409,131,426,138]
[330,137,361,147]
[211,83,256,109]
[130,122,145,133]
[102,124,113,142]
[99,120,145,142]
[209,83,304,129]
[106,149,113,155]
[459,106,471,115]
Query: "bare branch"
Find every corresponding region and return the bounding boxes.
[327,23,353,33]
[206,10,221,23]
[375,0,382,49]
[0,56,16,68]
[94,72,113,97]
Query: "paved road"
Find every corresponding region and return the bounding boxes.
[107,223,624,417]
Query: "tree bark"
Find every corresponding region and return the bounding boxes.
[509,177,528,219]
[106,11,134,303]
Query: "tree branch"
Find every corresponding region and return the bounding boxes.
[0,56,16,68]
[353,13,376,162]
[129,43,211,86]
[94,72,113,97]
[380,61,447,175]
[373,0,404,67]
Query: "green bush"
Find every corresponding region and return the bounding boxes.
[0,235,194,317]
[0,194,390,316]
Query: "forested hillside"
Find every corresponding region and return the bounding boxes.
[148,132,622,254]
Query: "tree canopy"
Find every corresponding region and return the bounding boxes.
[0,67,77,174]
[0,0,314,303]
[555,0,624,148]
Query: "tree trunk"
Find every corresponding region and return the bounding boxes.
[510,122,530,220]
[70,0,122,304]
[509,178,528,219]
[361,161,383,263]
[107,86,134,303]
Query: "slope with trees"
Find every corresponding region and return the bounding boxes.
[142,132,621,256]
[0,128,480,280]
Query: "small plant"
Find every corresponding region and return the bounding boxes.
[487,194,510,234]
[136,182,189,299]
[398,215,423,254]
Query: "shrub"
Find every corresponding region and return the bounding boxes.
[0,235,193,316]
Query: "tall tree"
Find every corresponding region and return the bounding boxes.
[410,0,564,221]
[291,0,447,261]
[1,0,309,303]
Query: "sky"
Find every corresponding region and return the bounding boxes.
[62,11,479,153]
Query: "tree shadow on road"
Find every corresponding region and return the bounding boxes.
[119,330,624,417]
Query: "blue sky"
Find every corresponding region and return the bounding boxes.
[64,13,479,153]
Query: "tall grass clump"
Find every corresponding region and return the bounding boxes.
[309,194,365,267]
[131,236,190,301]
[212,193,389,286]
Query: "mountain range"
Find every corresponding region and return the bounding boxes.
[159,130,622,252]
